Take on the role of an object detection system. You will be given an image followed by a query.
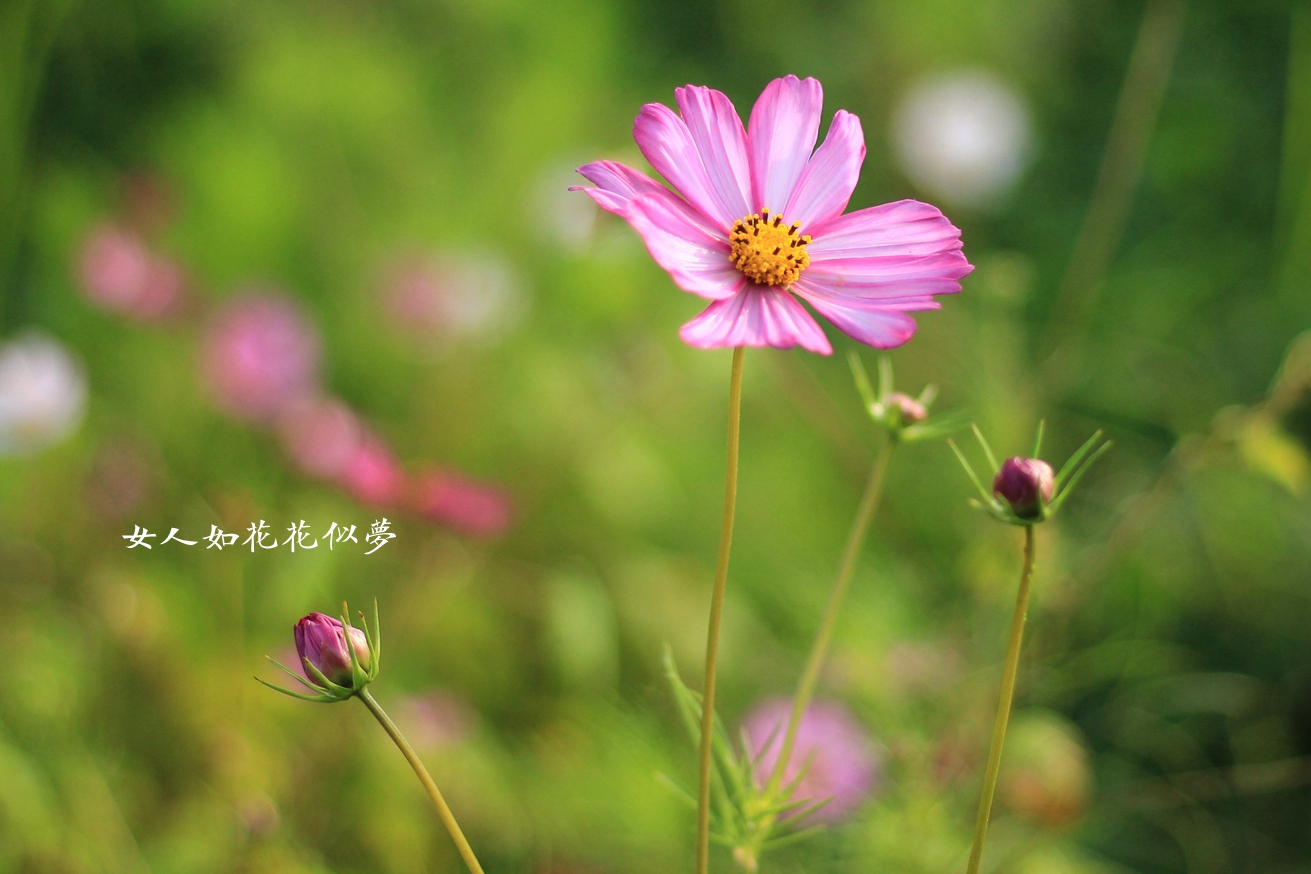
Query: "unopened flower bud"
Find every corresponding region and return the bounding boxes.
[886,392,927,425]
[992,457,1054,520]
[294,612,370,687]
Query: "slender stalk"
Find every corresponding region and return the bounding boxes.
[1038,0,1186,372]
[697,345,746,874]
[966,525,1037,874]
[358,689,486,874]
[765,436,894,798]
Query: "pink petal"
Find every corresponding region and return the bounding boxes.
[679,287,832,354]
[573,161,672,216]
[808,200,967,260]
[634,102,738,230]
[747,75,824,216]
[626,193,745,301]
[792,277,924,349]
[785,110,866,229]
[674,85,752,223]
[806,251,972,296]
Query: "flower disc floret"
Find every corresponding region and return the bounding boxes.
[729,208,811,287]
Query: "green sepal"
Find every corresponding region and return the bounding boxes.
[254,676,339,703]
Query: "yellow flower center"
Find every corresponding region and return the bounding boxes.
[729,208,811,287]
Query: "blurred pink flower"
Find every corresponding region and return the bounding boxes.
[742,698,879,823]
[575,75,972,354]
[276,395,362,480]
[78,224,183,320]
[337,430,406,507]
[395,689,478,750]
[201,293,320,422]
[409,470,512,537]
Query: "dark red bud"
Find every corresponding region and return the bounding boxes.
[294,612,370,686]
[992,457,1055,520]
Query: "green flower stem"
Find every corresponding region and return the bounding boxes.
[965,524,1037,874]
[358,689,486,874]
[697,345,746,874]
[765,435,894,800]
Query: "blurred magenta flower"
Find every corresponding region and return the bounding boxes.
[201,293,320,422]
[276,394,362,479]
[337,430,406,507]
[0,331,87,456]
[78,224,183,320]
[410,470,512,537]
[993,456,1055,520]
[742,697,879,823]
[575,75,972,353]
[294,612,370,686]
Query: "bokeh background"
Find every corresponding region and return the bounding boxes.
[2,0,1310,871]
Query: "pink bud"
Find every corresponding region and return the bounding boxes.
[992,457,1055,520]
[885,392,927,425]
[293,612,370,686]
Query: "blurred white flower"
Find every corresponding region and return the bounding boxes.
[0,332,87,455]
[892,70,1035,208]
[385,249,527,343]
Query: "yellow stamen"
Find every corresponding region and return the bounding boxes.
[729,208,811,287]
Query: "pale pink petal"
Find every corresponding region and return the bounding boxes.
[747,75,824,215]
[679,287,832,354]
[626,193,745,301]
[674,85,752,222]
[785,110,866,229]
[573,161,671,215]
[807,200,967,260]
[792,277,924,349]
[634,102,738,230]
[805,250,972,296]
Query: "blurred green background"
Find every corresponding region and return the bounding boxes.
[2,0,1310,871]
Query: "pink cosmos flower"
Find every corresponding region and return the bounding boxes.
[409,470,513,537]
[276,394,363,480]
[574,76,972,354]
[336,429,407,507]
[78,224,184,321]
[742,697,879,823]
[201,293,321,423]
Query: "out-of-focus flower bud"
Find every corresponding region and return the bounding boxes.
[992,457,1054,520]
[294,612,370,687]
[742,698,879,823]
[885,392,927,426]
